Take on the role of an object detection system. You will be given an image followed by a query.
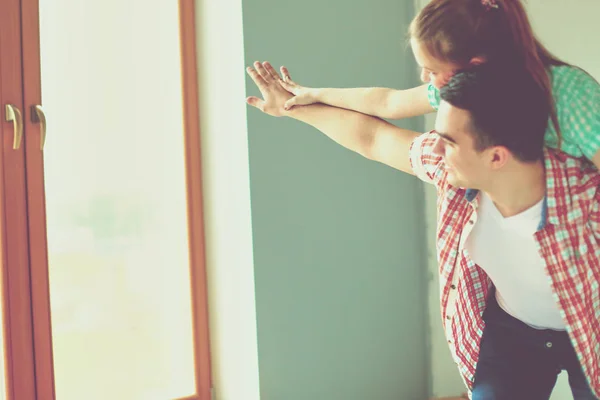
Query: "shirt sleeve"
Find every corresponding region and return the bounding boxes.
[559,67,600,160]
[409,131,447,188]
[427,83,441,111]
[589,181,600,246]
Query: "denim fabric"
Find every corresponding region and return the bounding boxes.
[472,295,598,400]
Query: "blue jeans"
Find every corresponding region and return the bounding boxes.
[472,295,598,400]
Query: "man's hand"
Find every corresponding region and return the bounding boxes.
[246,61,294,117]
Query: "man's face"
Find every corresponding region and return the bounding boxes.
[433,101,493,189]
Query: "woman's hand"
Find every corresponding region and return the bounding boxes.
[278,66,319,110]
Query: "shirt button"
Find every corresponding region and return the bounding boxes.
[546,341,553,348]
[446,315,451,320]
[451,284,456,290]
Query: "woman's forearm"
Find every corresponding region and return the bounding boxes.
[313,84,434,120]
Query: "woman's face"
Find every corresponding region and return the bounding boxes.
[410,39,460,89]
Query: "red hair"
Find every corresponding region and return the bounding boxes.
[409,0,566,140]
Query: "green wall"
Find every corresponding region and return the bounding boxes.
[242,1,430,399]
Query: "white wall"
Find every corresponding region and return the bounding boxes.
[420,0,600,398]
[527,0,600,79]
[196,0,261,399]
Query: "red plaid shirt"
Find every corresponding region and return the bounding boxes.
[410,131,600,395]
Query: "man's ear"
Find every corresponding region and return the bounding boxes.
[489,146,510,170]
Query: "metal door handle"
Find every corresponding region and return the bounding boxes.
[5,104,23,150]
[31,105,47,150]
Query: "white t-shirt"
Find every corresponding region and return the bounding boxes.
[466,193,565,330]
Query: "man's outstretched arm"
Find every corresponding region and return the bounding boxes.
[246,61,421,175]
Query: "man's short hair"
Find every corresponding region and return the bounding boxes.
[439,64,550,162]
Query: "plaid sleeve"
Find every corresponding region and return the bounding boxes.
[590,175,600,239]
[427,83,441,111]
[559,67,600,160]
[409,131,446,188]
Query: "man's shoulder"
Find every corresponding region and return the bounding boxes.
[545,148,599,220]
[410,131,446,187]
[546,149,599,188]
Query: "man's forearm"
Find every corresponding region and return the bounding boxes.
[286,103,388,158]
[285,102,420,176]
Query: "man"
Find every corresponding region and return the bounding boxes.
[245,61,600,399]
